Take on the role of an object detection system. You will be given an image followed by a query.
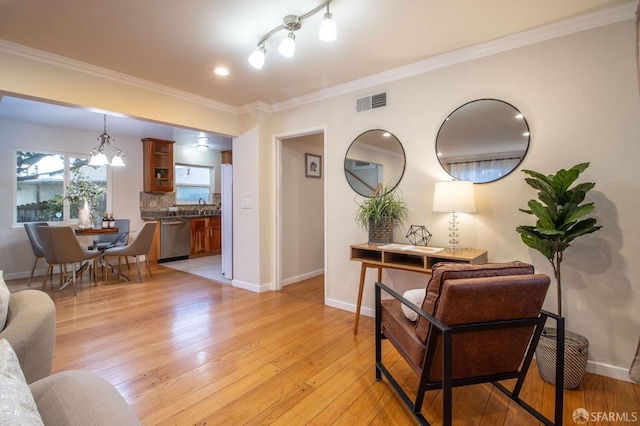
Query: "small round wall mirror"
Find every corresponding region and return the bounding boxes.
[344,129,406,197]
[436,99,530,184]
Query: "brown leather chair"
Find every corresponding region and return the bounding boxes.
[375,261,564,426]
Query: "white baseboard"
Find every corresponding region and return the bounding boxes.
[282,268,324,287]
[586,360,635,383]
[231,279,271,293]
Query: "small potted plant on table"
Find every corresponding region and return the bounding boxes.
[355,184,409,244]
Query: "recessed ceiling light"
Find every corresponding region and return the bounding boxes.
[213,67,230,76]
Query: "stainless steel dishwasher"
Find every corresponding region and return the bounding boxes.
[159,218,191,262]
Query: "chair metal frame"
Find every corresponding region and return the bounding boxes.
[375,281,565,426]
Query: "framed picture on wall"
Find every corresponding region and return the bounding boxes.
[305,153,322,178]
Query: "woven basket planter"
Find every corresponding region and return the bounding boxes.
[368,217,393,244]
[535,327,589,390]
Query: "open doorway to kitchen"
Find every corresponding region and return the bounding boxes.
[274,128,326,299]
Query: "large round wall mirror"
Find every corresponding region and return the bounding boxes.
[344,129,406,197]
[436,99,530,184]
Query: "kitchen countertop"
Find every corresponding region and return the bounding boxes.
[141,211,221,221]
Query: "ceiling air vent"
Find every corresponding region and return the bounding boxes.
[356,92,387,113]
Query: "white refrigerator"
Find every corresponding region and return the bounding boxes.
[221,164,233,280]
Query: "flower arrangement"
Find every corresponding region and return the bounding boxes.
[64,170,106,205]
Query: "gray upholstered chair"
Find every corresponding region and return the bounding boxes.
[0,289,56,384]
[375,262,564,426]
[36,226,100,296]
[103,222,157,283]
[24,222,49,286]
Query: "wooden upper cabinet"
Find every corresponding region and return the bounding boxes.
[142,138,175,192]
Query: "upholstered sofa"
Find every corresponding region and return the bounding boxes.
[0,272,140,425]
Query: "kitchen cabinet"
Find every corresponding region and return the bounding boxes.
[190,216,221,257]
[221,150,232,164]
[142,138,174,192]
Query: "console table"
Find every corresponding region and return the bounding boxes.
[350,243,488,334]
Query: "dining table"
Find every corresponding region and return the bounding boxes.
[74,227,132,281]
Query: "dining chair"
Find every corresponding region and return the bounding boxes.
[94,219,130,250]
[102,222,157,283]
[24,222,49,286]
[94,218,131,269]
[36,226,100,296]
[375,261,564,426]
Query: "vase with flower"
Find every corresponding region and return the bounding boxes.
[64,170,106,229]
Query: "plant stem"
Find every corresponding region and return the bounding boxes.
[550,251,563,317]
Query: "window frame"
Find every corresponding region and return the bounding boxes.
[14,148,112,226]
[174,163,213,205]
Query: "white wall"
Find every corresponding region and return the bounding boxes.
[268,21,640,379]
[0,119,145,279]
[281,134,324,284]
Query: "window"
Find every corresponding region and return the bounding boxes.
[16,150,107,224]
[175,164,212,203]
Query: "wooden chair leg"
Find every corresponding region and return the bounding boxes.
[28,257,40,286]
[42,264,53,291]
[145,256,152,278]
[135,256,142,283]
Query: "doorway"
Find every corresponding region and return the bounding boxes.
[274,128,326,297]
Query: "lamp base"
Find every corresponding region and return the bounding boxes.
[445,246,466,252]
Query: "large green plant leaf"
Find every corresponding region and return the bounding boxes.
[516,162,601,317]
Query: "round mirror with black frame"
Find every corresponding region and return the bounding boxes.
[436,99,530,184]
[344,129,406,197]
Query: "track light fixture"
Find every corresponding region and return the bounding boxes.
[248,0,336,69]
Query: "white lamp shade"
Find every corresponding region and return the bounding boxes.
[110,155,125,167]
[433,181,476,212]
[248,47,265,69]
[89,153,109,166]
[278,33,296,58]
[319,13,336,41]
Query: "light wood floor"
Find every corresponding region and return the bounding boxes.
[6,265,640,425]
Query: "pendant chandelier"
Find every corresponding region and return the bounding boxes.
[89,114,125,167]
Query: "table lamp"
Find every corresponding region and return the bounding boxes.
[433,180,476,251]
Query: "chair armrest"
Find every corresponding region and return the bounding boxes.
[375,281,451,333]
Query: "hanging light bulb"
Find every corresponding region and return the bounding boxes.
[319,4,336,41]
[278,31,296,58]
[248,45,266,69]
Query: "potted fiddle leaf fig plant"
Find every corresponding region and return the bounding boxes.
[516,162,602,389]
[355,184,409,244]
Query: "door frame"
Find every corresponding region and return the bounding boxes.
[273,125,327,293]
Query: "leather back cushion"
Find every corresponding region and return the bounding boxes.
[425,273,550,382]
[415,261,535,341]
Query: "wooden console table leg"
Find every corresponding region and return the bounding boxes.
[354,264,383,335]
[353,263,367,335]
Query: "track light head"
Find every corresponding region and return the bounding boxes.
[278,32,296,58]
[248,45,266,69]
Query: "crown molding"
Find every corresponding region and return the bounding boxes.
[272,1,637,112]
[0,2,635,116]
[0,39,240,115]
